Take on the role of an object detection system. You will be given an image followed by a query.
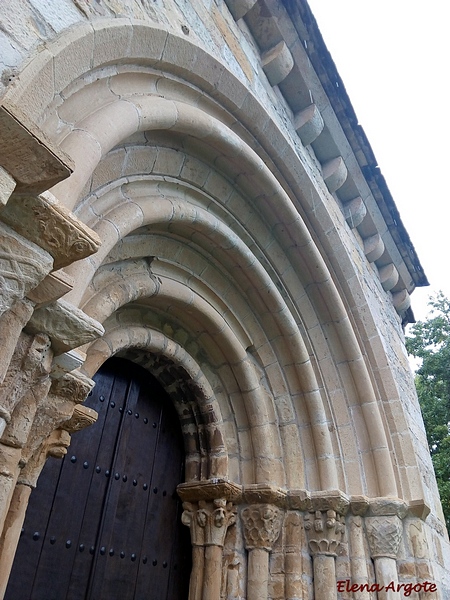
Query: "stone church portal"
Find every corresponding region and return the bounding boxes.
[0,1,448,598]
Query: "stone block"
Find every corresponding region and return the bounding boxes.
[51,349,86,379]
[363,232,385,263]
[92,18,133,68]
[378,263,399,291]
[0,166,15,206]
[343,196,366,228]
[261,41,294,87]
[0,104,72,193]
[294,103,324,146]
[0,222,53,316]
[128,21,168,64]
[1,192,101,270]
[224,0,258,21]
[392,289,411,313]
[50,22,94,93]
[26,298,105,354]
[26,269,74,308]
[322,156,348,193]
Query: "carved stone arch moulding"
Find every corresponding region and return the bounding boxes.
[83,329,229,483]
[1,15,411,501]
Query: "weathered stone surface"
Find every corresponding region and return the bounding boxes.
[261,41,294,87]
[0,104,72,193]
[0,166,15,206]
[1,192,101,270]
[294,104,324,146]
[26,269,74,308]
[223,0,258,21]
[62,404,97,433]
[0,2,447,597]
[0,222,53,316]
[322,156,348,193]
[26,299,104,354]
[343,196,367,228]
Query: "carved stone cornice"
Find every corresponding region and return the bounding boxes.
[310,489,350,515]
[242,483,287,507]
[62,404,98,433]
[0,103,73,194]
[365,515,402,560]
[367,497,408,519]
[177,479,242,503]
[0,192,100,269]
[241,504,283,551]
[303,509,346,557]
[182,498,236,547]
[26,298,104,354]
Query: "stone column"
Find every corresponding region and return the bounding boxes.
[303,508,346,600]
[301,492,349,600]
[241,504,283,600]
[284,511,303,600]
[0,428,71,599]
[348,515,371,600]
[179,481,241,600]
[0,404,97,598]
[182,498,236,600]
[365,515,403,600]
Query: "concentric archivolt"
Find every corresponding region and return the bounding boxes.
[2,18,424,500]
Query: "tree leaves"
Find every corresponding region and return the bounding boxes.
[406,291,450,529]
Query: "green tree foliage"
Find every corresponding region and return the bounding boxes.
[406,292,450,530]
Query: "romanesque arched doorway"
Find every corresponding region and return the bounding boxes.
[5,358,191,600]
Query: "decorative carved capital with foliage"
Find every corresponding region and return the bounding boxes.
[303,509,346,557]
[241,504,283,551]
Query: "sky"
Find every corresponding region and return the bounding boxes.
[306,0,450,325]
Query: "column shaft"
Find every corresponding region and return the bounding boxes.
[202,545,223,600]
[247,547,269,600]
[313,554,337,600]
[0,483,31,598]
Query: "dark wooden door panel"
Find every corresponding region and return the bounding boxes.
[5,358,190,600]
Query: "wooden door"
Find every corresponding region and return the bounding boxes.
[5,358,191,600]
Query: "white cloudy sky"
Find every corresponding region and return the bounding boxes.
[307,0,450,324]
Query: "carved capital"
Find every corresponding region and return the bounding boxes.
[0,221,53,316]
[241,504,283,551]
[1,192,100,269]
[182,498,236,547]
[19,370,95,464]
[27,298,104,354]
[18,428,71,488]
[365,515,402,559]
[303,509,346,557]
[0,332,52,425]
[62,404,98,433]
[50,369,95,405]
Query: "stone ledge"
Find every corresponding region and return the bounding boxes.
[26,299,104,355]
[0,192,101,270]
[0,103,73,194]
[177,479,242,502]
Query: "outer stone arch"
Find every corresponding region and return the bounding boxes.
[0,5,448,599]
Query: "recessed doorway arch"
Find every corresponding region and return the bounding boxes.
[5,357,191,600]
